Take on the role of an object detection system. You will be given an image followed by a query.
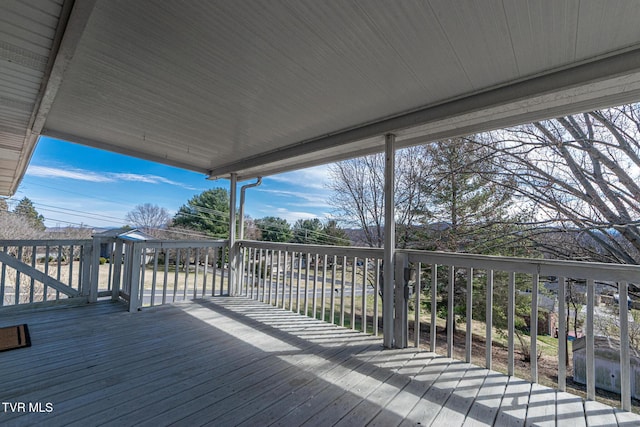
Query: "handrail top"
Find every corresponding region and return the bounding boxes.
[238,239,639,282]
[238,240,384,257]
[0,239,93,246]
[133,239,229,249]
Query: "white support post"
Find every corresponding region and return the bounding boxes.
[229,173,238,296]
[383,133,396,349]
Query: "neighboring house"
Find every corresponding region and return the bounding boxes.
[94,228,156,262]
[522,293,557,336]
[538,294,558,336]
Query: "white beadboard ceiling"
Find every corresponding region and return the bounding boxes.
[3,0,640,195]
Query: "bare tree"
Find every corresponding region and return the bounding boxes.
[328,146,430,248]
[0,210,45,240]
[125,203,171,236]
[485,104,640,263]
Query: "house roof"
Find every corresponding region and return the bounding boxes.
[93,227,155,241]
[3,1,640,195]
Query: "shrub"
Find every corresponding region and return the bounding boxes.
[99,257,107,265]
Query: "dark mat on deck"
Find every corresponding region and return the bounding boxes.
[0,324,31,352]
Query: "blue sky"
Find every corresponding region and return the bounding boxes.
[9,137,336,229]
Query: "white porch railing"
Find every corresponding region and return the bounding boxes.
[120,239,230,312]
[0,239,95,307]
[238,240,385,334]
[400,250,640,411]
[3,236,639,411]
[237,240,640,411]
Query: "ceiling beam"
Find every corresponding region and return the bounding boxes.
[208,47,640,179]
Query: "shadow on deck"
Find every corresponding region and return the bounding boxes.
[1,297,639,426]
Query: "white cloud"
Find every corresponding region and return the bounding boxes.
[257,188,325,204]
[267,165,332,190]
[27,165,198,190]
[27,166,112,182]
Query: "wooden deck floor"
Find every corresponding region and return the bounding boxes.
[1,297,639,427]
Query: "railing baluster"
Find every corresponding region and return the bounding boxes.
[289,251,295,310]
[363,257,368,335]
[313,253,319,319]
[282,251,288,309]
[107,244,114,294]
[430,263,437,352]
[140,248,147,305]
[43,245,50,301]
[486,269,493,369]
[1,245,6,306]
[508,271,515,376]
[296,252,301,312]
[586,278,595,401]
[183,249,191,301]
[211,248,220,297]
[173,249,180,302]
[162,250,169,305]
[258,247,263,301]
[531,273,539,383]
[16,246,22,304]
[447,265,454,358]
[620,280,631,411]
[68,245,74,293]
[340,256,346,327]
[558,276,566,390]
[321,254,328,322]
[278,250,282,306]
[193,248,200,299]
[466,267,473,363]
[30,245,36,303]
[268,250,274,305]
[274,250,281,307]
[331,255,337,325]
[151,248,159,306]
[351,256,357,330]
[56,244,62,300]
[252,248,258,300]
[112,241,123,301]
[202,248,209,297]
[304,253,311,316]
[414,262,421,348]
[374,259,380,336]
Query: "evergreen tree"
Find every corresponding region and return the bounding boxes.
[292,218,323,244]
[418,138,527,255]
[13,197,45,230]
[320,219,350,246]
[172,188,230,237]
[255,216,292,242]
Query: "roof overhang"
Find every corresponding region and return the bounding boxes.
[3,0,640,194]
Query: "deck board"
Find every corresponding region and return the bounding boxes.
[2,297,640,426]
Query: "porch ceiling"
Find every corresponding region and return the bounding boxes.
[3,1,640,195]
